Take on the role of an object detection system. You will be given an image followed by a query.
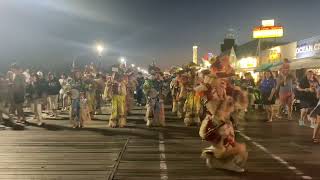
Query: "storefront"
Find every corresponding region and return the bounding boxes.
[260,42,296,70]
[236,56,259,81]
[271,36,320,75]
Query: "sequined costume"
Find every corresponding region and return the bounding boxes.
[195,56,248,172]
[104,72,127,128]
[170,77,179,113]
[69,78,86,128]
[143,76,165,127]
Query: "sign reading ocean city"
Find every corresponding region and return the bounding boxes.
[253,19,284,39]
[296,35,320,59]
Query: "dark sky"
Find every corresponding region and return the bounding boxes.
[0,0,319,71]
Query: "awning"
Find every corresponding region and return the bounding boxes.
[270,58,320,71]
[254,63,273,72]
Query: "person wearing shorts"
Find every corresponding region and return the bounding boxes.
[309,85,320,143]
[276,69,295,120]
[260,71,277,122]
[297,70,318,126]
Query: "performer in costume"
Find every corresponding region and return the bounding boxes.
[183,64,201,126]
[196,56,248,172]
[126,68,137,115]
[143,64,165,127]
[79,91,92,127]
[104,69,127,128]
[69,69,86,128]
[176,70,188,119]
[83,73,97,120]
[169,68,180,113]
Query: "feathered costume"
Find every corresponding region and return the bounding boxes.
[69,71,87,128]
[104,71,127,128]
[143,65,165,127]
[195,56,248,172]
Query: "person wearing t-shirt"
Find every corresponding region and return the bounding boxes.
[260,71,277,122]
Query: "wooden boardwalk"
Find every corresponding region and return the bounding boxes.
[0,107,319,179]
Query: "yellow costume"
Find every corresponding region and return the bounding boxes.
[104,73,127,128]
[183,91,201,126]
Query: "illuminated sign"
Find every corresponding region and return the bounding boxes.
[269,46,281,62]
[253,26,284,39]
[296,35,320,59]
[238,57,257,69]
[193,46,198,64]
[262,19,275,27]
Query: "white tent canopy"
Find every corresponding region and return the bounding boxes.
[271,58,320,71]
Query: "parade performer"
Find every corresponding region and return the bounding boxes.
[79,91,91,127]
[176,70,188,119]
[143,64,165,127]
[69,69,86,128]
[183,65,201,126]
[104,68,127,128]
[170,70,179,113]
[83,74,97,119]
[196,56,248,172]
[126,69,137,115]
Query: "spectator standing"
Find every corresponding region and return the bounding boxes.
[0,74,12,125]
[47,72,61,118]
[59,73,69,111]
[309,83,320,143]
[276,60,296,120]
[27,73,47,126]
[259,71,277,122]
[11,64,26,123]
[296,70,318,126]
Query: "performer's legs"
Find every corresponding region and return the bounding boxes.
[172,99,177,113]
[159,100,165,127]
[177,98,185,119]
[146,99,154,127]
[119,95,127,128]
[108,96,118,128]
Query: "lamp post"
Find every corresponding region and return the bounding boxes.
[120,57,126,67]
[96,44,104,70]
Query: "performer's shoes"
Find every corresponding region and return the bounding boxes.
[108,120,117,128]
[184,117,192,126]
[37,121,43,126]
[119,118,126,128]
[146,119,152,127]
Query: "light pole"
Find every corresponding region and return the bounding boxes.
[96,44,104,70]
[120,57,126,67]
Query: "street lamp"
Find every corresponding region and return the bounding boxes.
[96,44,104,70]
[96,45,104,56]
[120,57,127,67]
[137,67,141,71]
[131,64,135,68]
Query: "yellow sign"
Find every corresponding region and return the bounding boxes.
[268,46,281,63]
[253,26,283,39]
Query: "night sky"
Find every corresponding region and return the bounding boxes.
[0,0,319,71]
